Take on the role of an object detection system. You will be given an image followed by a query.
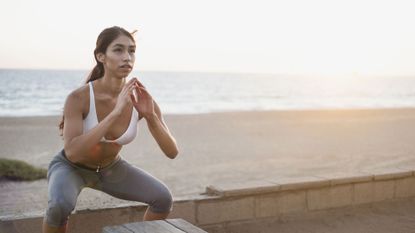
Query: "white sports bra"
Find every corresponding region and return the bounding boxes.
[83,82,139,145]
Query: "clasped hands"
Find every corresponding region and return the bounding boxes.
[114,77,155,120]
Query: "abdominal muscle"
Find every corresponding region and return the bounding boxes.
[71,142,123,169]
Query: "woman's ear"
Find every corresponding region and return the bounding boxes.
[96,53,105,63]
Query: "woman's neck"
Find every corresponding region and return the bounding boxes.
[97,74,126,96]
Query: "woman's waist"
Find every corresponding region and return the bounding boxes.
[62,149,121,172]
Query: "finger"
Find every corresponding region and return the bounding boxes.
[130,93,137,104]
[136,80,146,88]
[123,79,138,93]
[127,77,138,84]
[136,86,152,98]
[129,83,136,90]
[121,81,133,93]
[130,77,140,87]
[123,83,134,94]
[123,78,137,89]
[128,79,138,88]
[134,83,142,94]
[136,86,150,95]
[129,85,138,99]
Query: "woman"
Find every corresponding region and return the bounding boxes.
[43,26,179,233]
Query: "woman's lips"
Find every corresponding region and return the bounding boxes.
[120,64,132,68]
[119,65,132,70]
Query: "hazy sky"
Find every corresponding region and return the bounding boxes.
[1,0,414,76]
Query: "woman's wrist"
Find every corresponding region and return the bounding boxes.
[110,108,123,118]
[145,112,159,123]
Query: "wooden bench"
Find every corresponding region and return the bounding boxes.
[102,218,207,233]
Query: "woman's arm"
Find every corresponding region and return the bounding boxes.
[62,90,121,162]
[145,101,179,159]
[131,81,179,159]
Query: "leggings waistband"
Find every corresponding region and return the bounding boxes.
[59,149,121,172]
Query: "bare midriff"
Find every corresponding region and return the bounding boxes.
[69,142,123,170]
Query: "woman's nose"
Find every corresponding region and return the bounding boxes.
[123,55,131,61]
[123,52,132,61]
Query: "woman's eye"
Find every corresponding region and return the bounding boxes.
[129,50,136,54]
[114,48,122,52]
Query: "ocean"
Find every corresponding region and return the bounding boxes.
[1,69,415,116]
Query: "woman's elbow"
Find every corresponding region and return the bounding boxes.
[165,147,179,159]
[63,144,81,162]
[63,146,74,160]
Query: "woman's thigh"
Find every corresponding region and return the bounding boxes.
[45,155,87,226]
[47,155,86,204]
[99,159,172,206]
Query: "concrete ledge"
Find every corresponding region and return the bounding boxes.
[307,184,353,210]
[315,171,373,185]
[197,197,255,225]
[268,176,331,191]
[369,167,413,181]
[205,179,280,197]
[395,177,415,198]
[255,190,307,218]
[2,168,415,233]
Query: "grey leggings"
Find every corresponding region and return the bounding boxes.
[44,150,173,227]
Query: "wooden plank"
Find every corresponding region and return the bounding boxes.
[145,221,186,233]
[102,219,205,233]
[123,220,185,233]
[122,221,159,233]
[102,225,133,233]
[166,219,208,233]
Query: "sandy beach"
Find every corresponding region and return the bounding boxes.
[1,108,415,223]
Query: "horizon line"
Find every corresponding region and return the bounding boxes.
[1,67,415,78]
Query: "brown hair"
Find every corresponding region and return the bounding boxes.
[59,26,136,136]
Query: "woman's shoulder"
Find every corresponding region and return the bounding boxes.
[64,83,90,114]
[68,83,89,100]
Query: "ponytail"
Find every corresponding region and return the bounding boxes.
[86,62,104,83]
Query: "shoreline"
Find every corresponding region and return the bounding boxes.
[1,106,415,118]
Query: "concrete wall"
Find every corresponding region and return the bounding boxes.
[2,167,415,233]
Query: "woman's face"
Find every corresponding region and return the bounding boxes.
[100,35,136,78]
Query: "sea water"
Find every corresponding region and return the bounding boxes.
[1,69,415,116]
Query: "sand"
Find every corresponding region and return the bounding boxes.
[1,108,415,230]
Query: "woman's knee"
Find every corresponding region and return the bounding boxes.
[45,198,75,227]
[150,186,173,213]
